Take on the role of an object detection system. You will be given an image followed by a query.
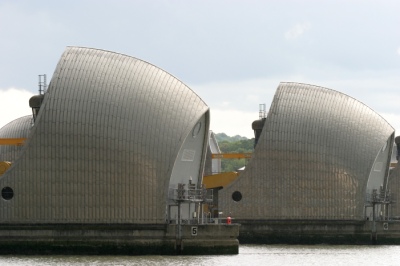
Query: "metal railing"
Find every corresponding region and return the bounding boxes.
[169,184,213,203]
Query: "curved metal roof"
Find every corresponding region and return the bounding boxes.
[0,47,209,223]
[0,115,32,162]
[218,82,394,220]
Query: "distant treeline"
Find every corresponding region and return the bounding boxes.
[214,133,255,172]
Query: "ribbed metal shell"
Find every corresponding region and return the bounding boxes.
[219,82,394,220]
[0,115,32,162]
[0,47,209,223]
[388,166,400,217]
[204,131,222,176]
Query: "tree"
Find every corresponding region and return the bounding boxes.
[215,135,255,172]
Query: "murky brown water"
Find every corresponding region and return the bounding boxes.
[0,244,398,266]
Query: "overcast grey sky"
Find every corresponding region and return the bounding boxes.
[1,0,399,138]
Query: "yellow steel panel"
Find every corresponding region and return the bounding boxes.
[0,138,26,146]
[0,161,11,176]
[211,153,252,159]
[203,171,239,189]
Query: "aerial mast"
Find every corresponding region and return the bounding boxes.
[38,74,47,95]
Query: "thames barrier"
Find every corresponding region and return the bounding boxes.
[1,47,400,255]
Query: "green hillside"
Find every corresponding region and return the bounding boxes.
[214,133,248,142]
[214,133,255,172]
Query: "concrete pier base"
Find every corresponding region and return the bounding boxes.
[237,219,400,245]
[0,223,239,255]
[173,223,239,255]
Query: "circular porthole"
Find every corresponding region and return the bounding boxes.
[192,122,202,137]
[1,187,13,200]
[232,191,242,202]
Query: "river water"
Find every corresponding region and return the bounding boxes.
[0,244,399,266]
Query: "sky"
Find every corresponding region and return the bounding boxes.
[0,0,399,138]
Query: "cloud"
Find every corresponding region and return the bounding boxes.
[380,113,400,137]
[285,22,311,40]
[193,72,400,139]
[398,47,400,55]
[221,101,230,107]
[0,88,34,129]
[191,78,279,112]
[191,78,280,138]
[210,109,258,139]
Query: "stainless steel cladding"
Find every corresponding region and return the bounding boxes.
[395,136,400,161]
[0,115,32,162]
[218,82,394,220]
[0,47,209,224]
[388,165,400,218]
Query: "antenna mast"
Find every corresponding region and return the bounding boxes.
[259,103,266,119]
[38,74,47,95]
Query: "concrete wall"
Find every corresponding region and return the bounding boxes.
[0,223,239,255]
[237,219,400,244]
